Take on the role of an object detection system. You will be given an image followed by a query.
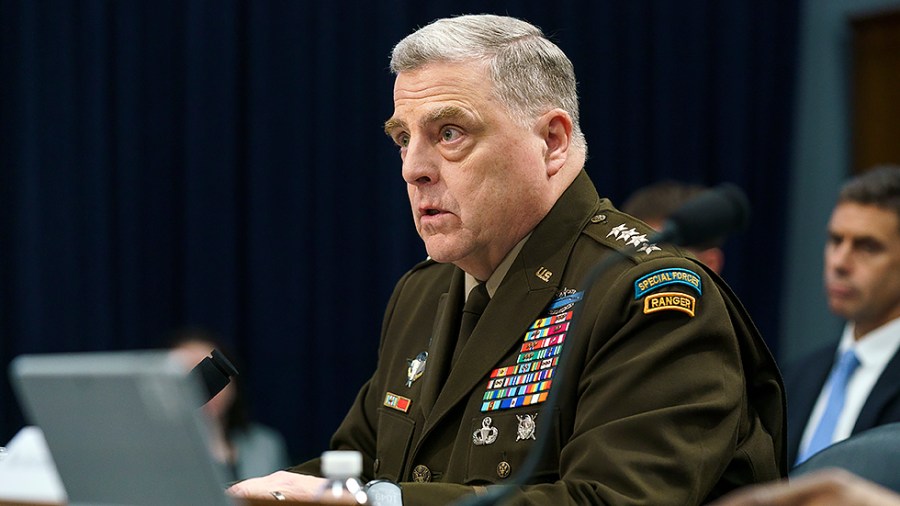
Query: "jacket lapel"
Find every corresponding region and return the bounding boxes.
[854,348,900,433]
[416,279,462,418]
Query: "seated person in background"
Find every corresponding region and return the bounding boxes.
[621,180,725,274]
[168,328,290,482]
[229,14,784,505]
[786,165,900,466]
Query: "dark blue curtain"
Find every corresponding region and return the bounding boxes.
[0,0,799,463]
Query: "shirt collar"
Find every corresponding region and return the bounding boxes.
[838,317,900,369]
[464,233,531,300]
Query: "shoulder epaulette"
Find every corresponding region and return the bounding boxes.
[582,201,681,263]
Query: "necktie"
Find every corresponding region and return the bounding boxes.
[796,349,861,465]
[452,283,490,364]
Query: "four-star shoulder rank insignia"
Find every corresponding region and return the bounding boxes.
[606,223,661,254]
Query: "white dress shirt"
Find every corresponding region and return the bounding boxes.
[797,317,900,456]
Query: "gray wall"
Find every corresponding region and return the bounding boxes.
[781,0,900,364]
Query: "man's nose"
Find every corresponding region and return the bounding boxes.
[828,243,852,273]
[401,138,439,186]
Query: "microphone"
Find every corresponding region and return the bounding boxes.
[188,349,239,406]
[649,182,750,247]
[453,183,750,506]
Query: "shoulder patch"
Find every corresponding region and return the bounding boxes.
[643,292,696,317]
[634,268,702,299]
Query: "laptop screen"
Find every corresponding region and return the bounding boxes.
[9,350,235,506]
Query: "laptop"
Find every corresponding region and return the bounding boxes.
[8,350,236,506]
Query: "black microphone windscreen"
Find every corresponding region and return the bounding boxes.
[187,350,239,407]
[660,183,750,247]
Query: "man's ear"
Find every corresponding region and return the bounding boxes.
[539,109,573,177]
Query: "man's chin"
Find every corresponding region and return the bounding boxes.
[422,238,466,264]
[826,301,855,320]
[423,250,458,264]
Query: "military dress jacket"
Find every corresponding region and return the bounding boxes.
[292,171,786,505]
[784,342,900,465]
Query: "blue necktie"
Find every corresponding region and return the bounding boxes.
[796,349,861,465]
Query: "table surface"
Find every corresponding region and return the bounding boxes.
[0,497,352,506]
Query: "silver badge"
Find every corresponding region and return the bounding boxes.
[516,413,538,441]
[607,223,661,255]
[406,351,428,387]
[548,288,577,315]
[472,417,499,446]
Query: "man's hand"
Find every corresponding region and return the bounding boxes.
[227,470,328,502]
[709,469,900,506]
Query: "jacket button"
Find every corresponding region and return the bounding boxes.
[591,213,607,223]
[412,464,432,483]
[497,461,511,479]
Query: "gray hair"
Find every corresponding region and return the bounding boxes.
[390,14,587,151]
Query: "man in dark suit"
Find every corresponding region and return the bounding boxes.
[787,165,900,466]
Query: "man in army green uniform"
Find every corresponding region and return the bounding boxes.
[230,14,785,505]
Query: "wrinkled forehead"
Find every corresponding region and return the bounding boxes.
[392,60,493,96]
[385,62,499,125]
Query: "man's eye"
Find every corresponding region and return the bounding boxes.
[858,241,882,254]
[441,127,462,142]
[396,134,410,147]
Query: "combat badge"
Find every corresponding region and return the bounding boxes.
[472,417,499,446]
[516,413,538,441]
[546,288,582,316]
[406,351,428,387]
